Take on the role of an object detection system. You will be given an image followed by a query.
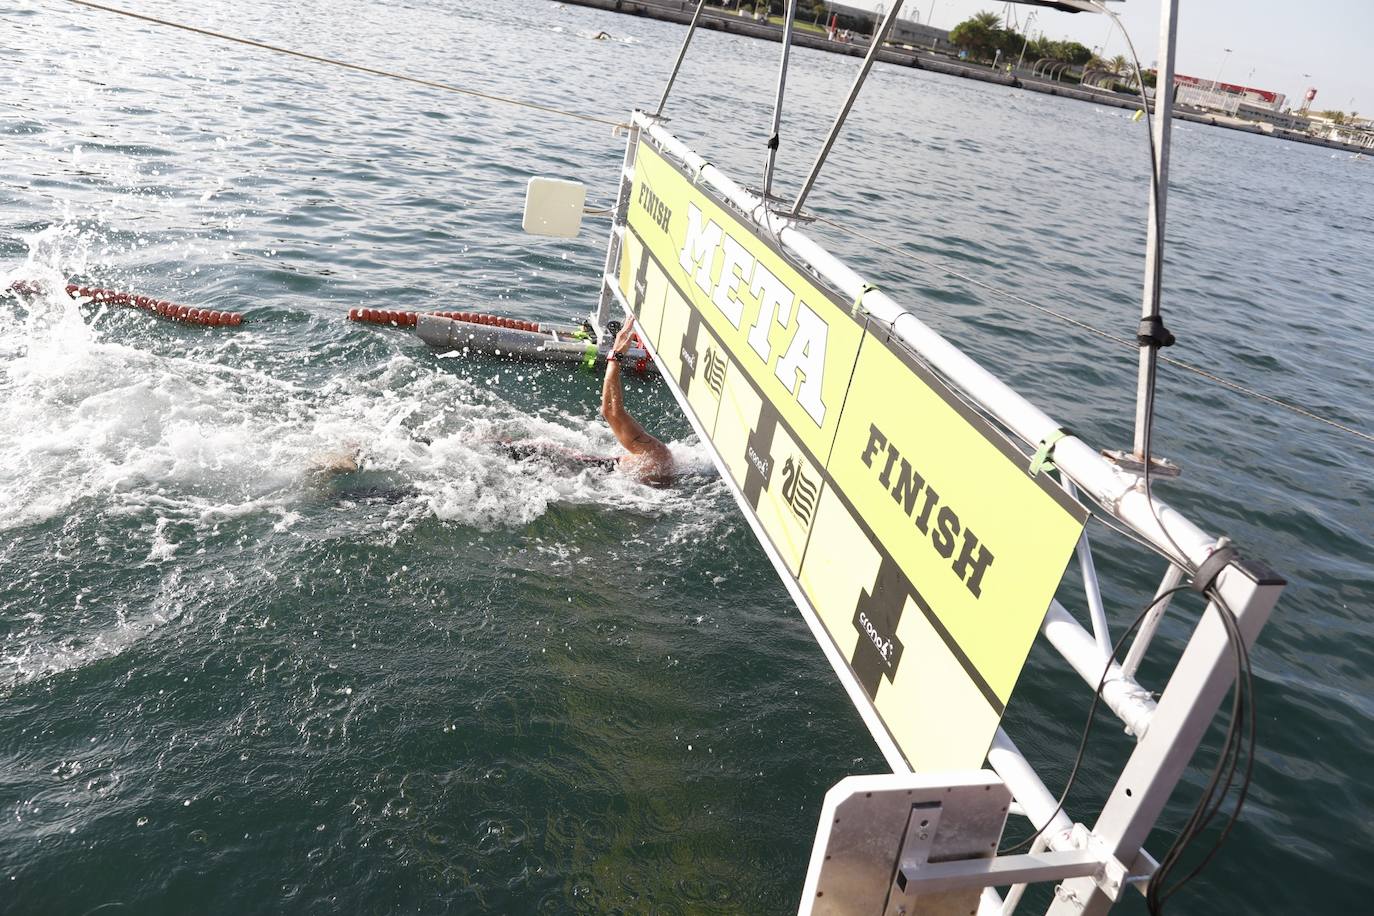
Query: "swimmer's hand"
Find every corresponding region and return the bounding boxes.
[612,319,636,357]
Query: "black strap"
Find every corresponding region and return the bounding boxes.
[1190,544,1238,594]
[1138,315,1176,349]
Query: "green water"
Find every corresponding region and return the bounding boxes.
[3,1,1372,913]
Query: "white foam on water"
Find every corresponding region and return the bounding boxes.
[1,225,720,686]
[3,231,710,535]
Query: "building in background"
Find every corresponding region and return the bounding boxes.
[889,20,952,50]
[1235,102,1312,132]
[1305,115,1374,148]
[815,1,953,51]
[1172,72,1285,114]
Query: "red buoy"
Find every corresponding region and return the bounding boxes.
[57,284,242,327]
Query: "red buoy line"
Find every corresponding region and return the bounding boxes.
[347,308,542,334]
[5,280,244,327]
[71,285,245,326]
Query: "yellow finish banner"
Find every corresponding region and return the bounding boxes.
[618,138,1088,771]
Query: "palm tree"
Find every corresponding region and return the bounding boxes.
[1109,54,1129,75]
[971,10,1001,29]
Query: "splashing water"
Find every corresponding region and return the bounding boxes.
[1,225,715,691]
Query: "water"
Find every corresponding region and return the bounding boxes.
[2,1,1371,913]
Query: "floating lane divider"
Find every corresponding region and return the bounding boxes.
[347,308,543,333]
[384,308,657,373]
[67,284,244,327]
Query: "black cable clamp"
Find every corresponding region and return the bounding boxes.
[1190,544,1239,594]
[1138,315,1176,349]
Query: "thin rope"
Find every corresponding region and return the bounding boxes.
[53,2,1373,448]
[813,215,1374,446]
[58,0,623,129]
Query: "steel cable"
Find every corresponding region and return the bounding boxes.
[57,0,624,128]
[56,0,1371,446]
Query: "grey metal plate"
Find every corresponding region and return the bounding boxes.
[805,771,1010,916]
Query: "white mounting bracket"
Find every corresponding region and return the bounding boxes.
[1065,824,1135,903]
[522,176,586,238]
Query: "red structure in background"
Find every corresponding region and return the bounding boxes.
[1174,72,1284,109]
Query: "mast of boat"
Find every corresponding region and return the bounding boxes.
[789,1,906,217]
[761,0,800,206]
[1129,0,1180,472]
[653,0,707,118]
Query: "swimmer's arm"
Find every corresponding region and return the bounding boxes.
[601,358,656,454]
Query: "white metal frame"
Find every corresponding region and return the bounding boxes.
[598,4,1281,907]
[595,110,1284,913]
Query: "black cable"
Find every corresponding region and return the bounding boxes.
[998,580,1258,916]
[1172,594,1250,846]
[1147,607,1243,911]
[1148,587,1257,911]
[1145,589,1254,912]
[998,584,1194,855]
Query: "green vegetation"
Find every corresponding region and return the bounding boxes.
[947,11,1003,61]
[948,9,1092,69]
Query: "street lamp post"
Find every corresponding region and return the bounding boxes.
[1212,47,1232,108]
[1015,11,1037,72]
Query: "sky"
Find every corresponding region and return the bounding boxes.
[838,0,1372,114]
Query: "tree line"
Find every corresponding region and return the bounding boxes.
[949,10,1095,68]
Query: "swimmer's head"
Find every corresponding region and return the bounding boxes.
[308,441,362,475]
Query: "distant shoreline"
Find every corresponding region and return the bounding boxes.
[558,0,1372,157]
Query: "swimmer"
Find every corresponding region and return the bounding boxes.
[307,442,362,475]
[592,30,611,40]
[498,319,674,484]
[502,440,619,472]
[601,318,673,484]
[306,441,420,504]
